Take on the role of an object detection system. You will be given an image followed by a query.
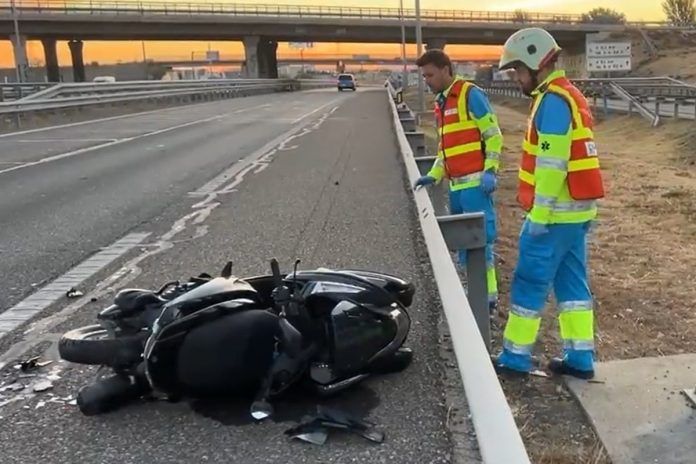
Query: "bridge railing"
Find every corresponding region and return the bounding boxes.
[0,0,678,27]
[0,77,335,128]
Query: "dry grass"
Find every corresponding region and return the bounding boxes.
[406,88,696,463]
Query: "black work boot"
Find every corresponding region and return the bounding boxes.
[548,358,595,380]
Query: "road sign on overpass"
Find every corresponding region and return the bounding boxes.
[586,39,632,72]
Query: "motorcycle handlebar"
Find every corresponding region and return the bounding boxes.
[270,259,282,287]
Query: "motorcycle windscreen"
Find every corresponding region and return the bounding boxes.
[328,300,398,374]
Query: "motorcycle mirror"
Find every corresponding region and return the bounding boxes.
[250,399,274,421]
[221,261,233,278]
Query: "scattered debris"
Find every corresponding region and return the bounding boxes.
[0,383,24,393]
[19,356,52,372]
[32,381,53,393]
[66,287,84,298]
[530,370,549,378]
[285,406,384,445]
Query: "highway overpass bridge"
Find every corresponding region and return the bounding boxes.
[156,55,497,70]
[0,0,670,82]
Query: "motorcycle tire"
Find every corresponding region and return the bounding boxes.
[59,324,145,367]
[367,347,413,375]
[77,374,150,416]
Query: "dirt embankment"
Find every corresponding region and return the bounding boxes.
[410,87,696,463]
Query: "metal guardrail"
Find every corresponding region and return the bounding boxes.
[480,77,696,122]
[17,78,300,101]
[0,82,53,102]
[0,0,684,27]
[1,78,333,110]
[0,78,335,127]
[385,80,530,464]
[608,82,660,126]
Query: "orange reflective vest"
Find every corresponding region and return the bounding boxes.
[519,76,605,211]
[437,79,485,178]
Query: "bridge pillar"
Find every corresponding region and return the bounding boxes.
[558,41,588,79]
[426,38,447,51]
[258,39,278,79]
[243,35,260,78]
[243,36,278,79]
[68,39,86,82]
[42,38,61,83]
[10,34,29,83]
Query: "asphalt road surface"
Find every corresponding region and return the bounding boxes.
[0,88,477,463]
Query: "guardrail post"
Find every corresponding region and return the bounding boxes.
[602,88,609,116]
[405,131,426,157]
[655,97,661,116]
[674,98,679,119]
[437,213,491,351]
[399,112,416,132]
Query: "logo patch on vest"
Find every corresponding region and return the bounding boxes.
[541,141,551,151]
[585,141,598,156]
[444,108,458,116]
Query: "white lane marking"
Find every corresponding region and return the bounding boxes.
[0,113,233,176]
[292,100,338,124]
[0,233,150,340]
[0,90,326,139]
[0,97,343,370]
[192,97,343,196]
[234,103,272,113]
[11,138,120,143]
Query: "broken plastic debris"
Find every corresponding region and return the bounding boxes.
[0,383,24,393]
[285,406,385,445]
[66,288,84,298]
[33,381,53,392]
[35,401,46,409]
[19,357,52,372]
[530,369,549,378]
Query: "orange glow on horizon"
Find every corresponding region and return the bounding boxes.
[0,0,663,69]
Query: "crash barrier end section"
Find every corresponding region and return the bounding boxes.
[384,81,530,464]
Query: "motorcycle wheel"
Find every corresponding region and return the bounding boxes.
[77,374,150,416]
[59,324,145,367]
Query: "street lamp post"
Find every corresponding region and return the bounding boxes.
[399,0,407,90]
[415,0,424,112]
[10,0,23,83]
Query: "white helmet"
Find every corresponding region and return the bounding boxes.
[499,28,562,71]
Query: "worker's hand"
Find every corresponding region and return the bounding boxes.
[525,219,549,237]
[480,170,497,195]
[414,175,436,190]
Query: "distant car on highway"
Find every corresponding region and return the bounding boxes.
[93,76,116,83]
[337,73,357,91]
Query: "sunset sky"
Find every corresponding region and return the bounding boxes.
[1,0,664,68]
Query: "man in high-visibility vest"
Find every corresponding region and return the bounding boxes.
[494,28,605,379]
[414,49,503,311]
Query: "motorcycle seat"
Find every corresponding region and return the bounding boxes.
[114,289,165,316]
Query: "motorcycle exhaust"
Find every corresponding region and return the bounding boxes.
[314,374,370,397]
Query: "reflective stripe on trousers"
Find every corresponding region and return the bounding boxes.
[499,221,595,372]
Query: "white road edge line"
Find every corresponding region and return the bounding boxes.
[0,112,232,176]
[0,90,325,139]
[193,97,343,195]
[0,95,343,351]
[0,232,150,339]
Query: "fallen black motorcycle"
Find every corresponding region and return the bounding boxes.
[58,259,415,418]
